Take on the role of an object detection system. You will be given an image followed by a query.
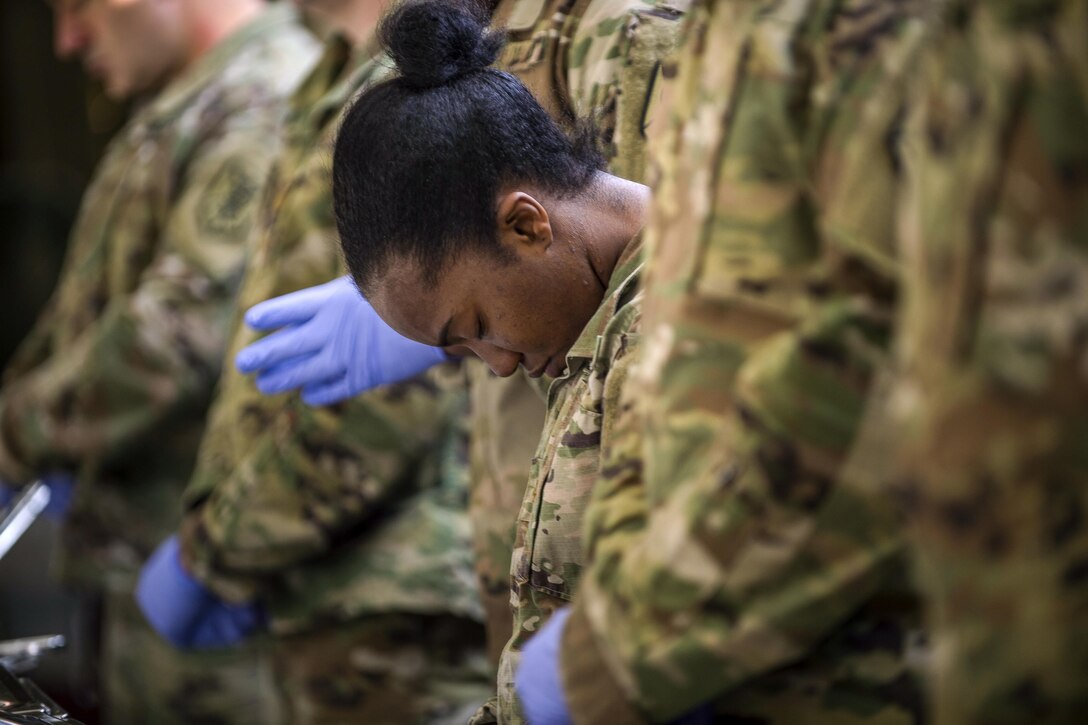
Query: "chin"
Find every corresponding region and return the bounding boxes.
[102,78,129,101]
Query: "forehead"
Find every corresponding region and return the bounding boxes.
[367,260,461,346]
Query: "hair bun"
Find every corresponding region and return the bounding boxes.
[380,0,504,89]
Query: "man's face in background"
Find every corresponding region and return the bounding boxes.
[50,0,186,100]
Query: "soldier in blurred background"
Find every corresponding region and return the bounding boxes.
[870,0,1088,721]
[135,2,493,723]
[0,0,316,721]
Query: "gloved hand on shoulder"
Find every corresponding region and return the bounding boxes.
[135,535,264,649]
[234,276,448,406]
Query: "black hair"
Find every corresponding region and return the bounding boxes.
[332,0,603,292]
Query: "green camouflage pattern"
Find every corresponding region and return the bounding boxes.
[100,584,283,725]
[178,33,484,641]
[462,0,689,715]
[869,0,1088,721]
[557,0,939,722]
[270,613,492,725]
[0,5,317,589]
[494,0,689,179]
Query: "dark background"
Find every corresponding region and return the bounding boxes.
[1,2,125,721]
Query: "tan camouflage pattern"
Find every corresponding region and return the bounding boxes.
[870,0,1088,721]
[474,238,645,724]
[0,4,317,588]
[557,0,940,722]
[461,1,688,718]
[464,362,546,670]
[175,33,488,721]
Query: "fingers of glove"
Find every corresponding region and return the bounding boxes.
[300,378,355,407]
[242,282,338,331]
[235,324,324,374]
[254,354,344,396]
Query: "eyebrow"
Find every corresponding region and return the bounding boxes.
[437,317,452,348]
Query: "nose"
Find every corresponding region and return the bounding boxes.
[54,8,90,59]
[470,341,522,378]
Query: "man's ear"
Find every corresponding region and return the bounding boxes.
[495,191,552,256]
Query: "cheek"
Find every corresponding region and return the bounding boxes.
[500,287,579,353]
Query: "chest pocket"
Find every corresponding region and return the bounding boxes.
[519,370,603,601]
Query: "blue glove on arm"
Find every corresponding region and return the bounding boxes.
[517,607,575,725]
[517,607,716,725]
[234,276,448,406]
[135,535,264,649]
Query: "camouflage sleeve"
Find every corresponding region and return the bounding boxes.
[179,365,465,603]
[558,2,914,721]
[0,108,277,484]
[2,298,59,384]
[567,0,689,183]
[884,1,1088,721]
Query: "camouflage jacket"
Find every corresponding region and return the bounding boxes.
[0,6,316,589]
[465,0,690,683]
[178,34,483,634]
[557,1,938,722]
[866,0,1088,721]
[482,236,646,722]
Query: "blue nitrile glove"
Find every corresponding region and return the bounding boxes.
[135,535,264,649]
[234,276,448,406]
[517,607,715,725]
[40,472,75,521]
[517,607,575,725]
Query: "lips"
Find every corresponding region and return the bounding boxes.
[545,355,567,378]
[525,356,550,378]
[524,352,568,379]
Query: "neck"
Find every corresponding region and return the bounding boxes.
[183,0,264,67]
[581,172,650,291]
[332,0,389,45]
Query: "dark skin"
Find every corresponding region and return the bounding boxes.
[370,171,649,378]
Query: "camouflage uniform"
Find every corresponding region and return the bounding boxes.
[493,235,646,725]
[0,7,316,723]
[178,34,491,725]
[457,0,689,699]
[556,1,941,722]
[870,0,1088,721]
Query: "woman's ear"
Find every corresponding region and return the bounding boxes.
[495,191,552,257]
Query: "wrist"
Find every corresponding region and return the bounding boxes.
[561,602,647,725]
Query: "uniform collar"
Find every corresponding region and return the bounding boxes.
[139,4,298,125]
